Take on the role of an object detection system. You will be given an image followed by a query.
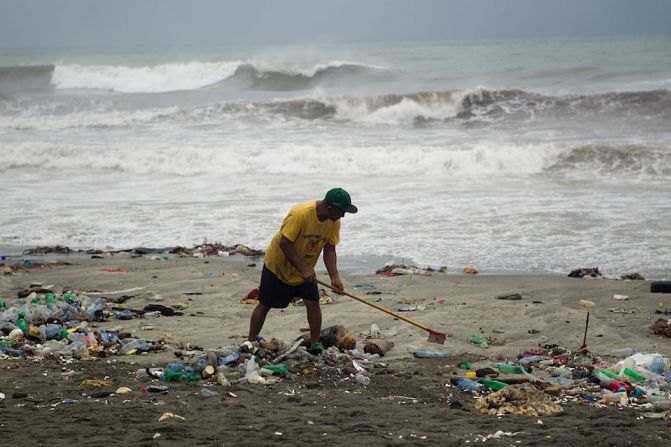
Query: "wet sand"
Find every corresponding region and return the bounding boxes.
[1,254,670,445]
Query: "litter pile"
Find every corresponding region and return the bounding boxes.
[445,344,671,417]
[0,284,169,359]
[0,283,389,390]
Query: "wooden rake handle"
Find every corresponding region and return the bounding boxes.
[317,279,431,332]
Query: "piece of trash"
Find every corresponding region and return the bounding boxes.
[159,412,186,422]
[497,293,523,300]
[613,294,629,300]
[568,267,602,278]
[463,265,479,274]
[468,334,489,348]
[579,299,596,309]
[394,305,425,312]
[199,388,219,398]
[115,387,132,394]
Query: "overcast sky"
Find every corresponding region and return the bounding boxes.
[1,0,670,48]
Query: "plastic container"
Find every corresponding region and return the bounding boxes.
[453,378,481,392]
[261,364,288,375]
[479,378,508,391]
[167,363,186,373]
[497,363,526,374]
[355,373,371,386]
[518,355,544,365]
[413,351,446,358]
[622,367,646,382]
[468,334,489,347]
[218,352,240,366]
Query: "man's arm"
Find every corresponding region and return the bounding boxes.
[323,243,343,292]
[279,235,315,283]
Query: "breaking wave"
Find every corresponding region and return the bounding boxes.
[458,88,671,123]
[0,60,387,94]
[3,141,668,179]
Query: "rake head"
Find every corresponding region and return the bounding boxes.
[427,327,447,345]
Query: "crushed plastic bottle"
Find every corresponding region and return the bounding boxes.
[413,351,447,358]
[468,334,489,348]
[355,373,371,386]
[453,378,482,392]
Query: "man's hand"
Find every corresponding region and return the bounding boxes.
[330,276,344,294]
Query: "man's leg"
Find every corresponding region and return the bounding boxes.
[248,302,271,342]
[304,299,322,344]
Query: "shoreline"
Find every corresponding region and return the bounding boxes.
[1,243,652,279]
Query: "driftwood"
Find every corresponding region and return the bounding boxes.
[363,339,394,357]
[296,325,356,350]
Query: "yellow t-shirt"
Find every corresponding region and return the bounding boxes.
[264,200,340,285]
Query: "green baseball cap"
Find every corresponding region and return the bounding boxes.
[324,187,358,213]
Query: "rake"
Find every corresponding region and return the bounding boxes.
[317,280,447,344]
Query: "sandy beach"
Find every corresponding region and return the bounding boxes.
[1,251,670,446]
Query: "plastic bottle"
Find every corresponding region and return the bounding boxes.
[468,334,489,348]
[143,311,161,319]
[597,369,620,380]
[16,317,27,334]
[479,378,508,391]
[261,364,288,375]
[518,355,544,365]
[594,371,615,387]
[218,352,240,366]
[453,378,482,392]
[167,363,186,373]
[244,357,263,384]
[196,358,208,372]
[413,351,446,358]
[355,373,371,386]
[0,346,25,357]
[497,363,526,374]
[44,324,63,339]
[199,388,219,398]
[622,368,646,383]
[163,370,190,383]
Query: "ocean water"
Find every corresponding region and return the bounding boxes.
[1,37,670,278]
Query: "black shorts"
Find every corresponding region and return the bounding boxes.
[258,264,319,309]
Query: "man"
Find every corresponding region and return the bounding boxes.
[247,187,357,354]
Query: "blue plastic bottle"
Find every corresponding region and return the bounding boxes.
[167,363,186,373]
[218,352,240,366]
[196,358,208,371]
[413,351,447,358]
[453,378,482,392]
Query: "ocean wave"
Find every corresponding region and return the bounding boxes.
[548,144,671,176]
[0,60,387,94]
[0,64,55,93]
[458,88,671,124]
[3,141,668,179]
[219,61,388,91]
[51,61,242,93]
[4,84,671,131]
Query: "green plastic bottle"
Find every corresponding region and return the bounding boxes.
[261,364,288,375]
[479,378,508,391]
[45,293,57,304]
[596,369,620,380]
[0,299,5,310]
[163,370,191,383]
[622,367,646,382]
[497,363,526,374]
[468,334,489,347]
[17,317,28,334]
